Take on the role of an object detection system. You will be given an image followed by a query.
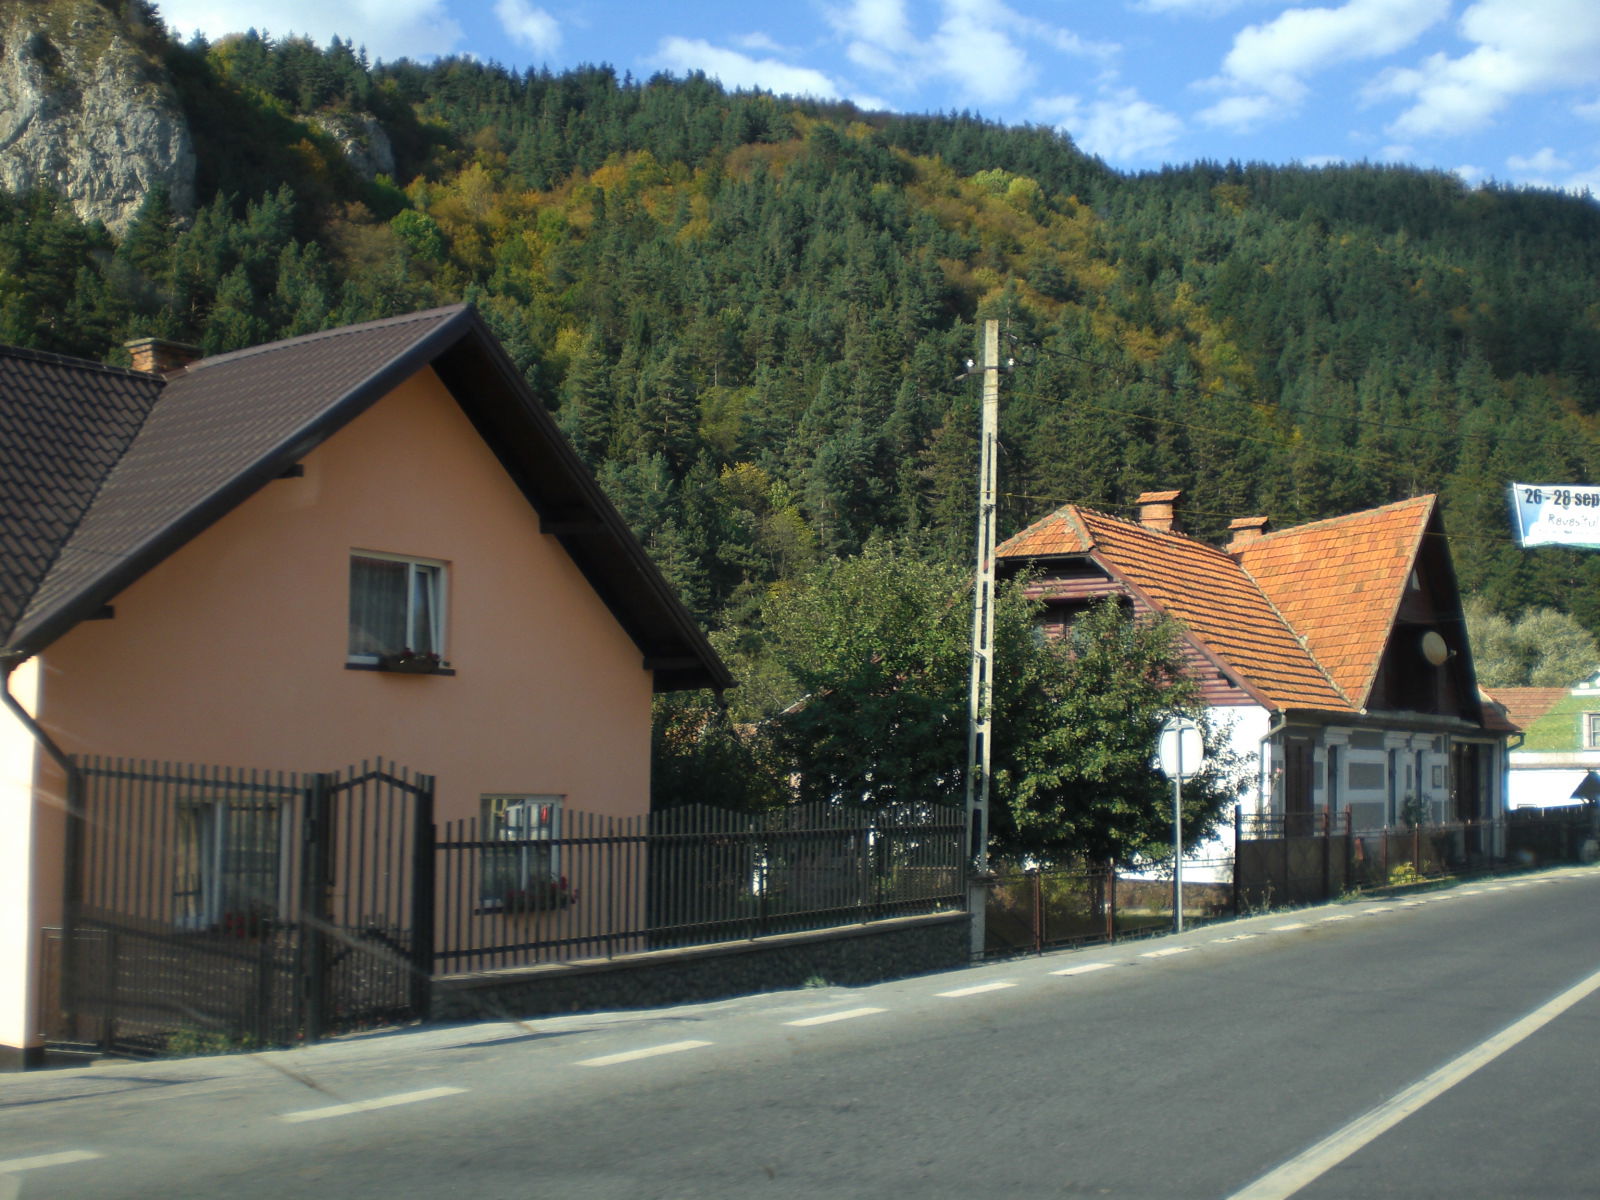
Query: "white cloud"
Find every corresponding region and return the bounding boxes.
[1576,97,1600,121]
[1200,0,1448,129]
[1196,93,1281,129]
[157,0,464,63]
[825,0,1110,111]
[653,38,844,100]
[494,0,559,57]
[1033,87,1183,164]
[732,33,786,55]
[1508,147,1571,173]
[1134,0,1255,12]
[1452,163,1487,183]
[1374,0,1600,139]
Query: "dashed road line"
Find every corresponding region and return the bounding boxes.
[785,1007,886,1027]
[280,1087,467,1123]
[1320,914,1354,922]
[1211,933,1259,943]
[576,1040,713,1067]
[0,1150,104,1174]
[938,981,1016,998]
[1051,961,1114,976]
[1272,922,1310,931]
[1141,946,1193,959]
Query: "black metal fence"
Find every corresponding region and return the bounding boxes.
[434,801,965,973]
[55,757,433,1057]
[1235,804,1599,909]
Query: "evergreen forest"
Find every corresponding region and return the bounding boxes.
[8,11,1600,729]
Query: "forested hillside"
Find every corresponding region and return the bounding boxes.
[7,4,1600,662]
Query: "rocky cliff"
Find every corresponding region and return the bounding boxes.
[0,0,194,233]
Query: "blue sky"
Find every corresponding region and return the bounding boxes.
[156,0,1600,194]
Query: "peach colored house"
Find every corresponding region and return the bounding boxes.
[0,306,730,1068]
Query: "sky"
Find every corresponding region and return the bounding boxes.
[155,0,1600,194]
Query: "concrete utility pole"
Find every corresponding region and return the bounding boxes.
[964,320,1001,957]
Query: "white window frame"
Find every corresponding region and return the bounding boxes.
[173,796,289,930]
[1585,713,1600,749]
[347,550,448,665]
[481,794,564,907]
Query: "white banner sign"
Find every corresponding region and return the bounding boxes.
[1509,484,1600,549]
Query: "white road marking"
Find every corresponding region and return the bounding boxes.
[1321,914,1354,922]
[1272,922,1309,931]
[1051,962,1114,976]
[280,1086,466,1123]
[1226,964,1600,1200]
[1459,889,1484,895]
[785,1007,886,1027]
[937,981,1016,998]
[0,1150,104,1173]
[1141,946,1193,959]
[1363,908,1394,916]
[1211,934,1260,943]
[576,1040,712,1067]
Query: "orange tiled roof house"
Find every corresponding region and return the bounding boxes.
[995,490,1509,849]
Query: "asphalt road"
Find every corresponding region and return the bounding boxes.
[4,866,1598,1200]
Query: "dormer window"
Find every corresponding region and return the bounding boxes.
[348,552,447,666]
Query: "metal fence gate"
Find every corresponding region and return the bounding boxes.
[55,756,433,1057]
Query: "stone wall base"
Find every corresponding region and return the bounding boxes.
[432,911,971,1022]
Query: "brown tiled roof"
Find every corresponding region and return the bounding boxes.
[1487,686,1568,732]
[1,307,731,691]
[1235,495,1434,708]
[998,504,1352,712]
[0,346,159,646]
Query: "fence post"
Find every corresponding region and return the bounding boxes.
[1031,871,1042,956]
[1321,807,1332,901]
[1413,822,1421,875]
[1106,861,1117,943]
[1232,805,1242,916]
[410,774,436,1021]
[299,774,332,1044]
[1344,807,1354,894]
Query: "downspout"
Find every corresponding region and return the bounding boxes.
[2,657,76,785]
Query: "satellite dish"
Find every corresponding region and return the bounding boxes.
[1421,630,1450,666]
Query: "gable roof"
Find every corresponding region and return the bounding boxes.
[997,494,1466,717]
[1486,687,1566,735]
[0,345,160,644]
[997,505,1351,712]
[0,306,731,692]
[1234,495,1436,709]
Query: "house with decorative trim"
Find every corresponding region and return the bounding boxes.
[995,490,1510,862]
[0,305,731,1068]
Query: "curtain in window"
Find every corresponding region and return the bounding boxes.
[350,556,408,656]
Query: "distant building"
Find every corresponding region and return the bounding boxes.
[1490,674,1600,810]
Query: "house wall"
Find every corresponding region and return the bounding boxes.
[1,659,43,1064]
[23,365,655,958]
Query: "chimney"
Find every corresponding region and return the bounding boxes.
[124,337,202,376]
[1227,515,1271,551]
[1135,489,1183,534]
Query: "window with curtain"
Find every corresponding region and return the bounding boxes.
[348,552,445,662]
